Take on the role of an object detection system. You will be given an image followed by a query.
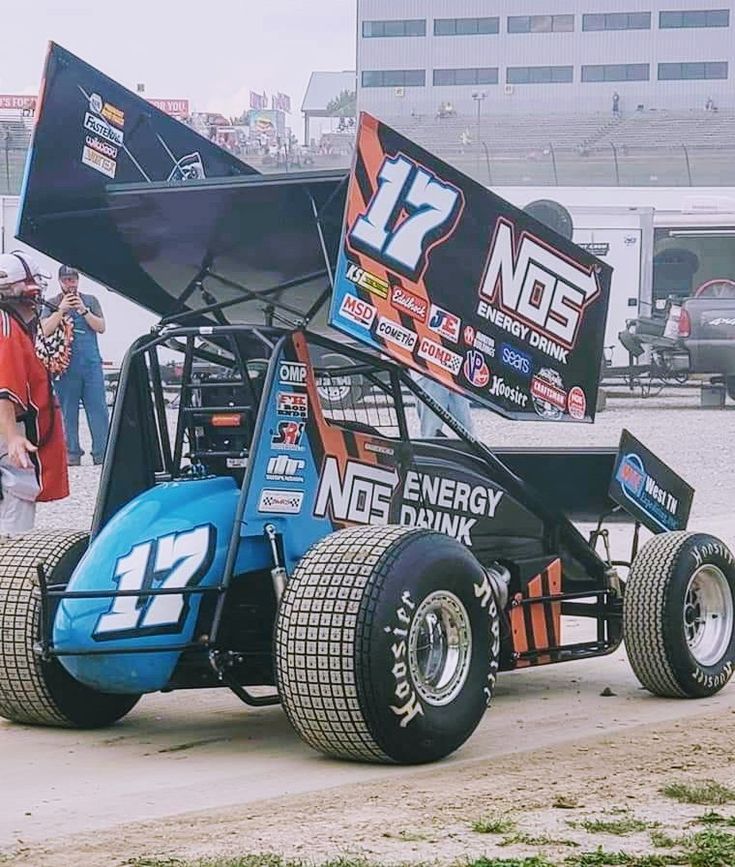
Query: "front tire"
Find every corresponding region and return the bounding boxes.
[0,530,141,727]
[275,525,500,764]
[624,532,735,698]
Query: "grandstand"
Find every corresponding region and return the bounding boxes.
[0,120,31,195]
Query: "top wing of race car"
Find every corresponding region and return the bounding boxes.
[18,44,613,421]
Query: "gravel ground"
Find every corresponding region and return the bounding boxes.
[37,386,733,533]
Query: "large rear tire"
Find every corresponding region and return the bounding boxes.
[275,525,500,764]
[0,530,141,727]
[624,532,735,698]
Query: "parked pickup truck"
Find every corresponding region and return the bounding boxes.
[678,280,735,398]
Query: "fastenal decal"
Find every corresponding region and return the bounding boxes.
[339,293,377,329]
[258,489,304,514]
[83,111,124,146]
[315,456,399,525]
[278,361,307,387]
[531,368,567,420]
[400,471,504,546]
[417,337,462,375]
[81,146,116,179]
[345,260,389,299]
[271,420,306,451]
[391,286,428,322]
[266,455,306,483]
[376,316,417,351]
[277,392,308,418]
[463,350,490,388]
[428,304,461,343]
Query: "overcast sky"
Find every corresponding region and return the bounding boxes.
[4,1,357,116]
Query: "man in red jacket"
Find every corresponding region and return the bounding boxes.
[0,252,68,535]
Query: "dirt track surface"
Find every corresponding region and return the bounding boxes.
[0,394,732,865]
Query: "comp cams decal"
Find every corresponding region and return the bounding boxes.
[417,337,462,375]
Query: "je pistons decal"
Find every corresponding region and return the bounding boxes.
[277,391,308,418]
[609,429,694,533]
[428,304,460,343]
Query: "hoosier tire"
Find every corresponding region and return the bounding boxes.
[275,525,500,764]
[624,532,735,698]
[0,530,141,727]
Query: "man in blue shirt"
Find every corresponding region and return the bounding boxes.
[41,266,109,466]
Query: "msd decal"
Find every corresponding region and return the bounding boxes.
[428,304,460,343]
[277,392,308,419]
[390,286,428,322]
[417,337,462,375]
[315,456,399,525]
[477,218,600,350]
[339,293,377,329]
[463,350,490,388]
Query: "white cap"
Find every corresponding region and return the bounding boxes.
[0,252,45,295]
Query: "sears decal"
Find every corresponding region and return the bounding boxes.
[417,337,462,375]
[339,293,377,329]
[277,391,308,419]
[428,304,460,343]
[391,286,428,322]
[279,361,307,387]
[463,350,490,388]
[400,471,504,546]
[271,420,306,451]
[376,316,417,351]
[531,368,567,420]
[499,343,532,378]
[315,456,399,525]
[266,455,305,483]
[258,490,304,515]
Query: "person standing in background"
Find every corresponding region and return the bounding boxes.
[41,266,108,466]
[414,373,475,438]
[0,253,68,534]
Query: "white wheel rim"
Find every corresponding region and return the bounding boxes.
[408,591,472,706]
[684,565,734,667]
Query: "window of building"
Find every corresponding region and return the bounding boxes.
[507,66,574,84]
[508,15,575,33]
[658,61,728,80]
[362,19,426,38]
[433,68,499,86]
[659,9,730,28]
[434,17,500,36]
[582,12,652,30]
[582,63,650,82]
[361,70,426,88]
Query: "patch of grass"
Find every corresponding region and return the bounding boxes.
[380,829,430,842]
[685,828,735,866]
[563,850,686,866]
[126,859,378,867]
[571,819,652,836]
[649,831,680,849]
[553,796,581,810]
[660,780,735,805]
[472,815,517,834]
[690,810,735,827]
[469,857,556,867]
[500,833,579,848]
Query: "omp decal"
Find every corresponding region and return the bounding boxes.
[278,361,307,387]
[400,471,503,546]
[345,261,389,299]
[94,525,214,639]
[386,590,425,727]
[428,304,460,343]
[417,337,462,375]
[376,316,417,351]
[82,145,116,179]
[390,286,428,322]
[277,391,308,418]
[258,489,304,514]
[315,456,399,525]
[478,217,600,350]
[616,453,681,532]
[510,559,561,668]
[339,293,377,328]
[349,153,465,283]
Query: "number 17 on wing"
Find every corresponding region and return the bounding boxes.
[348,154,465,282]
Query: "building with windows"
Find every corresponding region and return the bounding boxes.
[357,1,734,117]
